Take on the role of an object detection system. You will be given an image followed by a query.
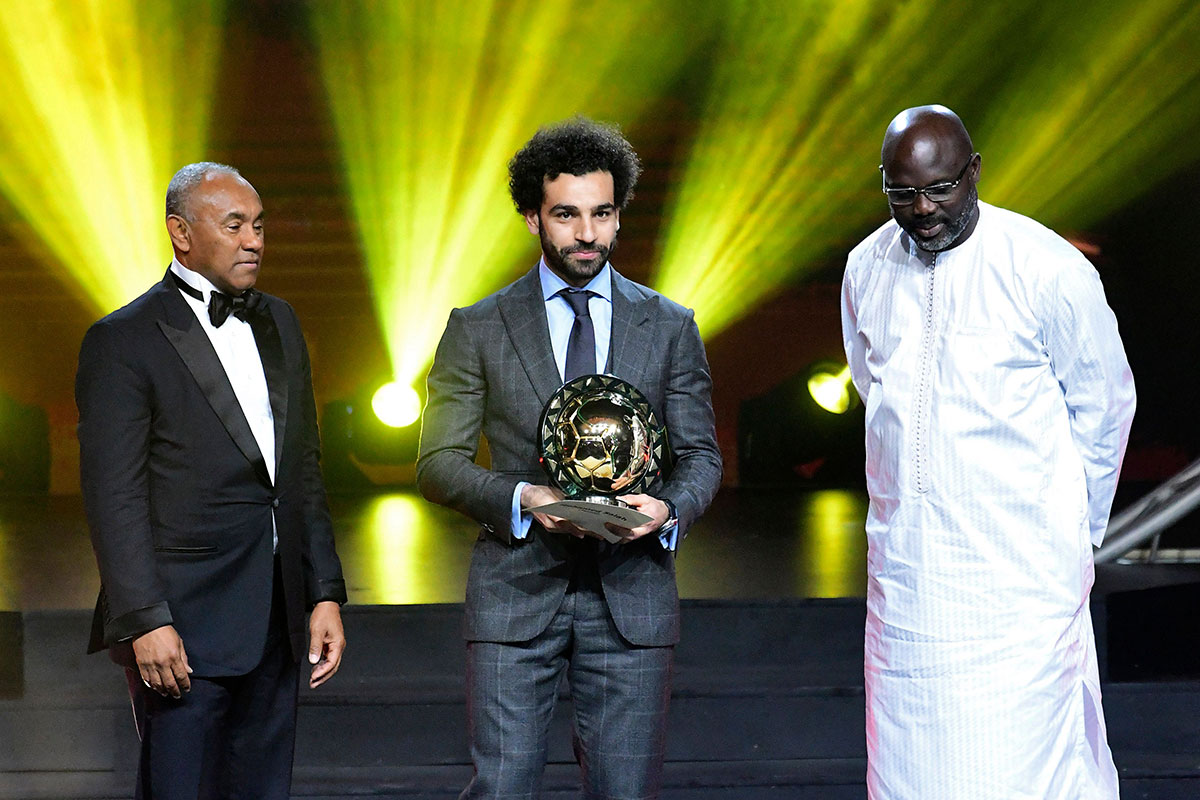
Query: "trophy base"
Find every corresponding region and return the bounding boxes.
[525,498,653,543]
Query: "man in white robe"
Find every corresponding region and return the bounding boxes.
[841,105,1136,800]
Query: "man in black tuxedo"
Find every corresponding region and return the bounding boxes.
[76,162,347,800]
[418,118,723,799]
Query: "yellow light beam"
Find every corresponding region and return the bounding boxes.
[653,0,1200,339]
[357,493,465,604]
[653,0,1025,338]
[974,0,1200,228]
[799,490,867,598]
[0,0,225,315]
[308,0,699,389]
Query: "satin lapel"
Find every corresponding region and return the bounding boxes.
[607,270,652,385]
[497,269,562,406]
[247,305,287,475]
[155,284,273,488]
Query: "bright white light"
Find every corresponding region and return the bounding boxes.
[371,382,421,428]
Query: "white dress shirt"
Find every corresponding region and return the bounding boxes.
[169,259,277,548]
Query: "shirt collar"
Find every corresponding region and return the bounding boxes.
[169,257,221,301]
[538,258,612,303]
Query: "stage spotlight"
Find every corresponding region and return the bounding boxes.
[371,381,421,429]
[738,365,863,488]
[321,380,426,489]
[807,365,854,415]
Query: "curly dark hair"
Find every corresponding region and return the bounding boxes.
[508,117,642,213]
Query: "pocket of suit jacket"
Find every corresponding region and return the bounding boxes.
[153,544,219,555]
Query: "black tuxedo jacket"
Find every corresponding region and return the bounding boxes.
[76,271,346,676]
[417,267,722,647]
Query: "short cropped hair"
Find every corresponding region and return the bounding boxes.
[508,117,641,213]
[165,162,242,220]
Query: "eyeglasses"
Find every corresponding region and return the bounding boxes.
[879,153,977,206]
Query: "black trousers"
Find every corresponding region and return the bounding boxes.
[129,559,299,800]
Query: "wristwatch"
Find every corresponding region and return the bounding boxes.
[659,498,679,534]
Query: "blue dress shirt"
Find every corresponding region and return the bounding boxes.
[510,260,677,549]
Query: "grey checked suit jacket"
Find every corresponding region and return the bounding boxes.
[417,267,722,647]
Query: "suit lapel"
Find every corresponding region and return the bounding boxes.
[498,268,562,407]
[155,275,273,487]
[247,305,288,473]
[608,269,652,386]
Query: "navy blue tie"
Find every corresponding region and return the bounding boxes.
[559,289,597,382]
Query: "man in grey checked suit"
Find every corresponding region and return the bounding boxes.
[417,117,722,799]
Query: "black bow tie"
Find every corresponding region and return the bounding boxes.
[207,288,261,328]
[171,271,262,327]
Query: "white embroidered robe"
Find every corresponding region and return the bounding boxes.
[841,201,1135,800]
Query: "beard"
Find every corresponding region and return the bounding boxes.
[539,222,616,284]
[908,185,978,252]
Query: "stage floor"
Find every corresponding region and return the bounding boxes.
[0,488,870,612]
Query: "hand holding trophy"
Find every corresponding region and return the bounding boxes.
[531,374,667,543]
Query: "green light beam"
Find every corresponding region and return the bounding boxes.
[309,0,698,391]
[653,0,1200,339]
[800,490,867,598]
[0,0,226,314]
[652,0,1019,337]
[974,0,1200,228]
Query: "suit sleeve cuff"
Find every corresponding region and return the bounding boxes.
[108,602,174,645]
[657,499,679,551]
[512,481,534,540]
[308,578,348,608]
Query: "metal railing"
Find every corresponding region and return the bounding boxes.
[1095,456,1200,564]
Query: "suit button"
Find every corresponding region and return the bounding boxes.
[271,498,280,508]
